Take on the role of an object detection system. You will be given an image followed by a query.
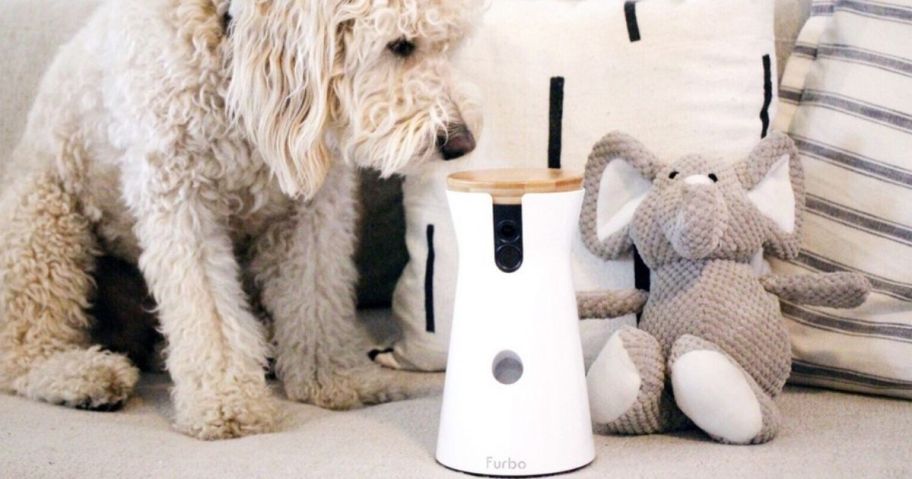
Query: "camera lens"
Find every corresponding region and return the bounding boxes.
[495,244,522,272]
[496,220,520,242]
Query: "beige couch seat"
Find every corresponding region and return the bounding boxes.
[1,1,910,478]
[2,361,911,478]
[1,311,910,478]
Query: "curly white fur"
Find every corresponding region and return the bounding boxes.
[0,0,480,440]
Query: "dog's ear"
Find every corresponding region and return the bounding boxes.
[227,0,346,199]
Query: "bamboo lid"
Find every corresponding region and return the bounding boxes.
[447,169,583,205]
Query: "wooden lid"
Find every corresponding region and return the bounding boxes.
[447,169,583,204]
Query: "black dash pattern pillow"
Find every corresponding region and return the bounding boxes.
[383,0,780,371]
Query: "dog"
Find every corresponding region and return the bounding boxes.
[0,0,480,440]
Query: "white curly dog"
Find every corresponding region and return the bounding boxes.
[0,0,480,440]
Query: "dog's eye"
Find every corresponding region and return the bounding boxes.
[387,37,416,58]
[669,171,679,179]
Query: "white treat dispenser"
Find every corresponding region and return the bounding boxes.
[436,169,595,477]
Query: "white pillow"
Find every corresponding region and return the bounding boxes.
[772,0,912,400]
[381,0,779,371]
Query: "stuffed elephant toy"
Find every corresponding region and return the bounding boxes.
[577,131,870,445]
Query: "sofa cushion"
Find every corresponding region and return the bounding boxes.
[388,0,784,371]
[772,0,912,399]
[0,0,101,180]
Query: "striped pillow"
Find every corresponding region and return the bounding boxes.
[773,0,912,399]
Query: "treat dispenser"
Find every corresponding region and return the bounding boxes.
[436,169,594,476]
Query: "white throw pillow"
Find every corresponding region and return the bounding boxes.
[773,0,912,399]
[382,0,779,371]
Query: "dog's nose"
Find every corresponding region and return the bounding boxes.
[437,125,476,161]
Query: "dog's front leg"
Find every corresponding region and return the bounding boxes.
[251,164,426,409]
[127,169,278,440]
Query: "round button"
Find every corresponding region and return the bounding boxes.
[492,350,523,385]
[495,244,522,272]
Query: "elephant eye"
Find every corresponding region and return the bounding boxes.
[708,173,719,183]
[387,37,416,58]
[669,171,679,179]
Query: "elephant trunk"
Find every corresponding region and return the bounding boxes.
[663,181,728,260]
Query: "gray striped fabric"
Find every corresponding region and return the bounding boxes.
[773,0,912,399]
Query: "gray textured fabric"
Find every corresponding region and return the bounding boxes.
[595,326,688,435]
[760,272,871,308]
[668,334,782,445]
[577,289,648,319]
[578,132,871,443]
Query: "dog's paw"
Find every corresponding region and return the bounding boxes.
[15,346,139,410]
[283,365,382,410]
[282,363,439,410]
[173,377,279,440]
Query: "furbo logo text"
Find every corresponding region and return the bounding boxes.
[486,456,527,471]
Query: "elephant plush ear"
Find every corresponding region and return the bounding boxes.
[579,132,661,260]
[736,132,805,259]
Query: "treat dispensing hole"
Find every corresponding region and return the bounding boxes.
[492,350,523,385]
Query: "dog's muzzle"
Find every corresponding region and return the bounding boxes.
[437,124,477,161]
